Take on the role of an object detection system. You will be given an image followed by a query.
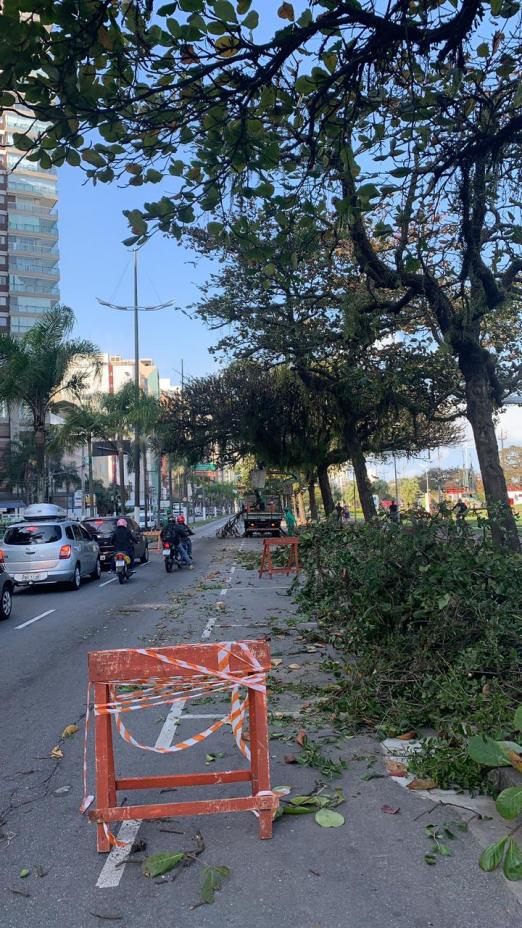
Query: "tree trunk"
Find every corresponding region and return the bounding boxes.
[297,488,306,524]
[317,463,335,515]
[460,351,520,551]
[308,473,319,520]
[347,436,376,521]
[34,420,46,503]
[134,431,140,518]
[87,436,95,517]
[117,439,126,516]
[168,454,173,508]
[157,452,162,529]
[142,441,148,530]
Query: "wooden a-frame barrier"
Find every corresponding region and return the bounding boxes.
[87,640,277,852]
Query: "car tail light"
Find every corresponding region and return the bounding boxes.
[59,545,72,559]
[0,550,4,562]
[163,542,170,550]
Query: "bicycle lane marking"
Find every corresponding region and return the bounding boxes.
[96,541,243,889]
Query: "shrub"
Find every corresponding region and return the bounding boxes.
[296,518,522,788]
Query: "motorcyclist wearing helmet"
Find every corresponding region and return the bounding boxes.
[175,513,194,566]
[112,517,135,569]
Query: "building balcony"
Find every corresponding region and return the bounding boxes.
[9,262,59,279]
[8,219,58,237]
[8,239,59,257]
[9,203,58,220]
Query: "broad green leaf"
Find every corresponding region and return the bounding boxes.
[514,706,522,731]
[503,838,522,881]
[12,132,33,151]
[125,209,147,235]
[200,865,230,904]
[242,10,258,29]
[437,592,451,610]
[479,837,508,872]
[477,42,489,57]
[214,35,239,56]
[82,149,105,168]
[468,735,521,768]
[237,0,252,12]
[315,809,345,828]
[141,852,184,878]
[496,786,522,820]
[214,0,237,22]
[169,160,185,176]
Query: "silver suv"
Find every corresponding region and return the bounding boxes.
[1,504,101,590]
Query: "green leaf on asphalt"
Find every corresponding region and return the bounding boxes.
[503,838,522,881]
[19,869,30,878]
[200,865,230,904]
[141,852,184,878]
[315,809,344,828]
[424,854,437,865]
[479,837,508,872]
[496,786,522,820]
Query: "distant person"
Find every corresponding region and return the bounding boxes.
[438,499,450,517]
[284,507,297,535]
[342,505,350,523]
[388,500,399,524]
[335,502,343,521]
[453,498,468,524]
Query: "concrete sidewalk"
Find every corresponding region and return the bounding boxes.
[1,534,518,927]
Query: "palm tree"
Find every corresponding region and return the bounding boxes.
[57,396,114,517]
[0,306,100,502]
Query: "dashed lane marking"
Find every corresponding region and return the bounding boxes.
[16,609,56,630]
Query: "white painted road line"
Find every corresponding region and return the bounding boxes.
[96,539,243,889]
[96,697,186,889]
[99,577,117,588]
[16,609,56,630]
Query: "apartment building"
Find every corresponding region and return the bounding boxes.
[0,108,60,497]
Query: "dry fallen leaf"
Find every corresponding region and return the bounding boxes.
[396,731,417,741]
[288,663,301,670]
[507,751,522,773]
[296,729,307,747]
[271,658,283,668]
[381,805,400,814]
[407,777,437,791]
[50,746,64,759]
[284,754,298,764]
[385,759,408,777]
[61,724,79,739]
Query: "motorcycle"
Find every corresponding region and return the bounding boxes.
[162,540,183,572]
[114,551,133,584]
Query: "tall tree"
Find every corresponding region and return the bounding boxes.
[57,396,115,516]
[0,306,99,502]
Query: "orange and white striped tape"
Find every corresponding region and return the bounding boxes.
[81,642,266,844]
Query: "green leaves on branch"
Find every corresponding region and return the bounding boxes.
[479,837,522,881]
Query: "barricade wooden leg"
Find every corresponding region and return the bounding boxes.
[248,687,273,839]
[258,542,267,578]
[94,683,117,853]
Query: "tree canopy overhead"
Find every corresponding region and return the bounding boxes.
[2,0,521,544]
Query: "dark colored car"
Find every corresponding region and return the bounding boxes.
[0,563,15,620]
[83,517,149,569]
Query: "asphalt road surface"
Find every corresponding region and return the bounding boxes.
[0,520,519,928]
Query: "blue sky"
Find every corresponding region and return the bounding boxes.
[58,165,221,386]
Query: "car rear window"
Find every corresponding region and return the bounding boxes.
[4,524,62,545]
[84,519,116,536]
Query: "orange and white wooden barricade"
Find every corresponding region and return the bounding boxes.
[82,640,278,851]
[258,536,300,579]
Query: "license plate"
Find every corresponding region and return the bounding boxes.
[115,559,125,568]
[162,549,170,557]
[14,571,48,582]
[100,554,106,560]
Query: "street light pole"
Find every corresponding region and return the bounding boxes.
[133,249,140,524]
[98,248,176,524]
